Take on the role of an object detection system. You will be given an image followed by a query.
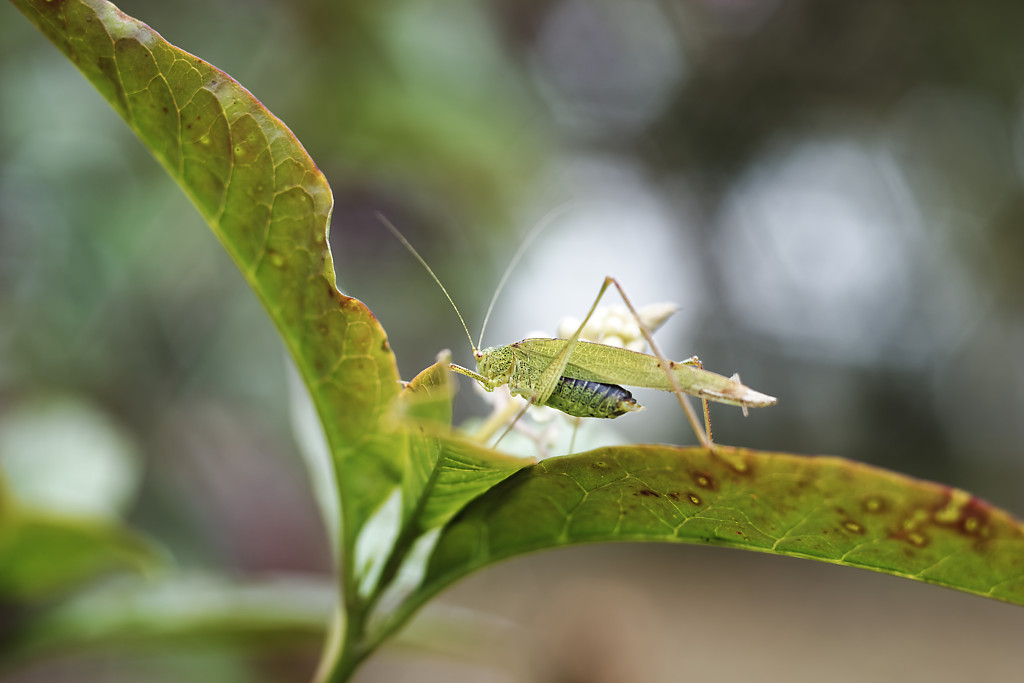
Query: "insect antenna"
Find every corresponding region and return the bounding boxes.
[476,202,572,349]
[376,213,477,354]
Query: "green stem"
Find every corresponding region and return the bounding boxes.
[314,606,372,683]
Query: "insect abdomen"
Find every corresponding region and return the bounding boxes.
[543,377,639,418]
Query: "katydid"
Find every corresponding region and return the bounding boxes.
[378,214,776,449]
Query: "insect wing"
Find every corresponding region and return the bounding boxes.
[511,338,673,385]
[511,338,775,408]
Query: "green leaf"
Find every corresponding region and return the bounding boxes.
[10,2,532,676]
[411,445,1024,610]
[4,574,331,666]
[0,506,157,601]
[0,427,156,601]
[396,355,531,533]
[347,358,530,658]
[10,0,405,595]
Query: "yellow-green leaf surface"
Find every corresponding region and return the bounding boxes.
[413,446,1024,610]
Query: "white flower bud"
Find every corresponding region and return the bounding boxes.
[602,334,625,348]
[557,317,581,339]
[638,302,679,334]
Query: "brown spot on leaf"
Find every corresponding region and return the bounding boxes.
[843,520,865,535]
[791,476,815,492]
[862,496,888,514]
[930,493,996,541]
[906,531,929,547]
[830,505,868,535]
[963,516,985,536]
[713,448,754,476]
[687,493,702,506]
[892,528,931,548]
[636,489,659,498]
[693,472,716,490]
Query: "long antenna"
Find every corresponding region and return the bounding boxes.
[476,202,572,349]
[376,212,477,353]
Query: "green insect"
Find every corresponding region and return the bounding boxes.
[379,215,776,448]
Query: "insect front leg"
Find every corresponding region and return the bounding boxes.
[505,355,542,404]
[449,362,516,394]
[478,357,546,448]
[448,363,492,387]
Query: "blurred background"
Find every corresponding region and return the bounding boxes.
[2,0,1024,680]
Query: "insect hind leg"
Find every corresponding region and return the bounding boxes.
[599,277,713,449]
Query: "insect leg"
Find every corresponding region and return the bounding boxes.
[529,278,620,408]
[600,277,713,449]
[492,400,534,449]
[690,357,713,444]
[568,416,581,455]
[448,363,495,388]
